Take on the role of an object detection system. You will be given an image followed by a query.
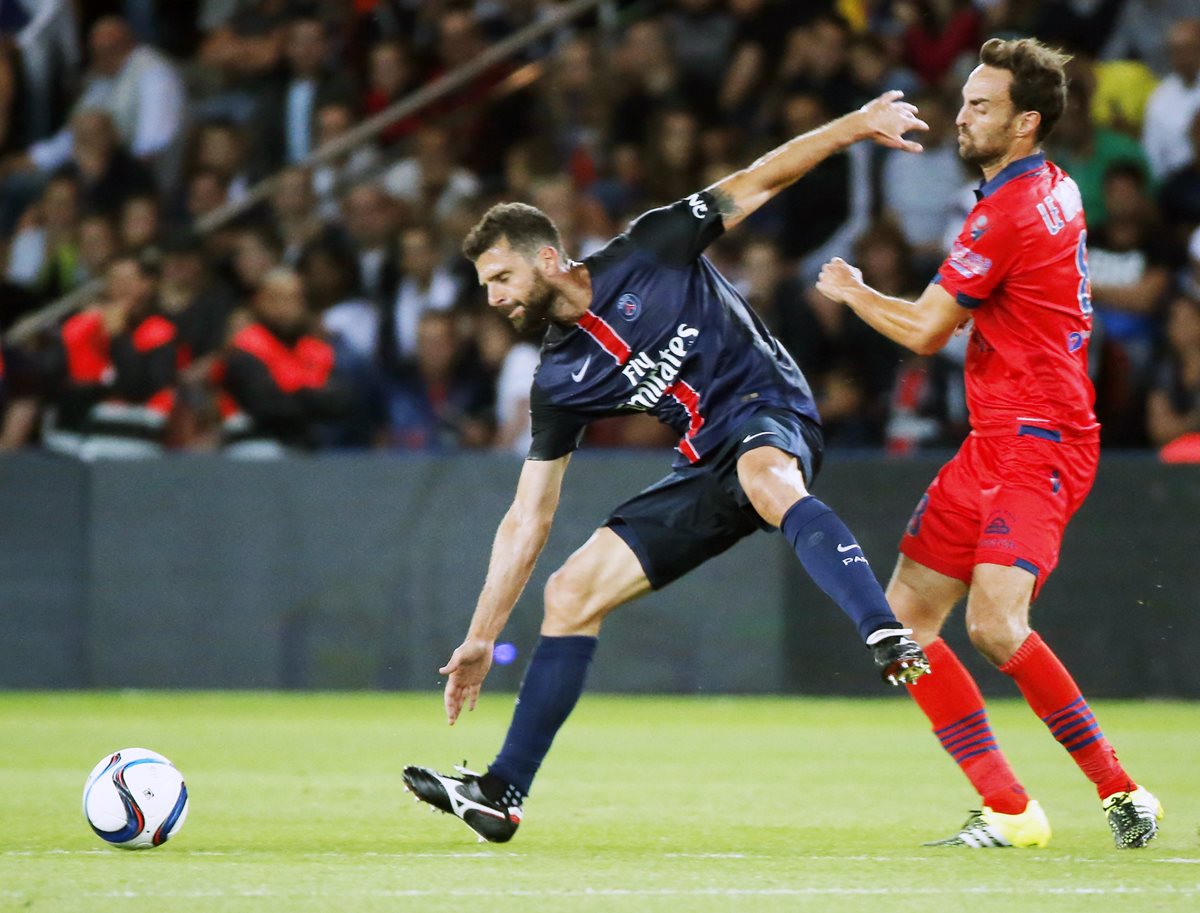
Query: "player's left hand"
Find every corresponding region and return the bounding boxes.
[816,257,863,304]
[439,638,494,726]
[859,89,928,153]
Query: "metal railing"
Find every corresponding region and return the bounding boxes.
[4,0,613,346]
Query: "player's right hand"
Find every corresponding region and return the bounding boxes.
[439,638,494,726]
[859,89,928,153]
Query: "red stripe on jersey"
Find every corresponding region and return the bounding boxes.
[666,379,704,463]
[578,310,631,364]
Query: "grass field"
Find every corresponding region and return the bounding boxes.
[2,691,1197,912]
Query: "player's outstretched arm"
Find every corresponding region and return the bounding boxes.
[816,258,969,355]
[707,90,927,231]
[440,454,571,725]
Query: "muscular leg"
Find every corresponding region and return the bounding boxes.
[541,527,652,636]
[888,555,1030,814]
[488,528,650,796]
[738,446,904,643]
[972,564,1136,800]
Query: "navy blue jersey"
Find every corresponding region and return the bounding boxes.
[528,191,819,467]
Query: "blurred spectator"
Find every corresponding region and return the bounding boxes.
[24,16,186,186]
[269,165,326,264]
[41,254,178,459]
[896,0,982,89]
[770,90,873,280]
[221,266,350,456]
[1031,0,1124,58]
[338,182,401,304]
[310,100,381,222]
[610,19,682,147]
[183,119,255,208]
[380,223,464,370]
[643,107,705,205]
[256,14,358,170]
[1049,79,1150,226]
[1089,162,1176,445]
[1140,18,1200,182]
[195,0,290,124]
[1146,292,1200,448]
[299,238,378,363]
[381,124,482,222]
[663,0,737,121]
[529,175,610,259]
[119,193,161,252]
[1,0,80,145]
[844,31,922,109]
[774,13,858,117]
[474,307,539,456]
[155,229,234,448]
[77,212,120,283]
[227,222,283,299]
[381,309,493,451]
[362,39,424,146]
[718,0,809,123]
[182,166,231,227]
[0,107,156,235]
[1160,110,1200,245]
[425,6,524,178]
[61,109,158,217]
[5,172,83,302]
[1102,0,1199,76]
[881,91,967,275]
[537,35,609,188]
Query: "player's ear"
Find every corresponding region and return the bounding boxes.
[1016,109,1041,139]
[536,244,561,275]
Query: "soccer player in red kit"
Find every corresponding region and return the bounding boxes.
[818,38,1162,849]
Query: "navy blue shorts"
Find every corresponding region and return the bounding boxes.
[606,407,823,589]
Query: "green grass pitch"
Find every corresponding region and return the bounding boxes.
[2,691,1197,912]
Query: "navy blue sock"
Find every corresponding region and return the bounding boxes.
[780,496,899,642]
[488,635,597,796]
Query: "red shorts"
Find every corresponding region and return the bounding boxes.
[899,431,1098,598]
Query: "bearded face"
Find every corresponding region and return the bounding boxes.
[956,65,1025,172]
[504,268,556,332]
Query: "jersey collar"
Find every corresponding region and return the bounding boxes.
[974,151,1046,200]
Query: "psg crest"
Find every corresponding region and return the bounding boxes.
[616,292,641,321]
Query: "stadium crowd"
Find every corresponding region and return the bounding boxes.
[0,0,1198,459]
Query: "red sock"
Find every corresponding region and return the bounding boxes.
[1000,631,1135,799]
[908,638,1028,814]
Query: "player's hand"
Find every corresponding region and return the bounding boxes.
[439,638,494,726]
[816,257,864,305]
[859,90,927,153]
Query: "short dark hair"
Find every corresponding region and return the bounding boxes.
[979,37,1072,141]
[462,202,564,262]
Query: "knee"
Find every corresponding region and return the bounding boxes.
[965,612,1028,666]
[885,582,945,646]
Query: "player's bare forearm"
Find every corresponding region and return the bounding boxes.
[464,504,555,644]
[440,457,568,724]
[709,91,926,231]
[817,260,965,355]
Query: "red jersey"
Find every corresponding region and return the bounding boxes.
[935,153,1099,442]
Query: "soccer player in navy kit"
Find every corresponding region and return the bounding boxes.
[404,91,930,842]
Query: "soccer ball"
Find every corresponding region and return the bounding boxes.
[82,748,189,849]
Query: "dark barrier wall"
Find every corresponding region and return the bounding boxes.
[1,453,1197,696]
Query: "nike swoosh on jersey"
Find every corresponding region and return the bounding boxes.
[836,543,861,553]
[571,355,592,383]
[741,431,777,443]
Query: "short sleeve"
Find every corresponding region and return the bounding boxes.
[620,191,727,267]
[935,203,1023,309]
[527,383,588,461]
